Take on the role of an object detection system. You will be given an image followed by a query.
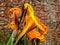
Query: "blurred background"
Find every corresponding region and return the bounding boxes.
[0,0,60,45]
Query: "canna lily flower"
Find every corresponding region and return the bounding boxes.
[24,3,48,41]
[15,3,48,44]
[4,8,21,45]
[4,8,21,31]
[24,3,48,32]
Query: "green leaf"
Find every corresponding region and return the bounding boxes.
[6,33,14,45]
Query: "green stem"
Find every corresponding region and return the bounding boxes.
[6,31,16,45]
[34,39,36,45]
[6,33,13,45]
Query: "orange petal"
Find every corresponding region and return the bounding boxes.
[35,16,48,34]
[8,8,21,18]
[37,35,46,42]
[27,29,46,42]
[10,21,16,30]
[11,21,18,31]
[29,23,36,31]
[3,21,18,31]
[38,30,45,35]
[27,30,40,39]
[3,21,16,30]
[25,15,36,30]
[25,15,32,23]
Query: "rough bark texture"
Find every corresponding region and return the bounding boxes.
[0,0,60,45]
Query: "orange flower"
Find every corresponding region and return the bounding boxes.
[4,8,21,31]
[24,3,48,42]
[15,3,48,44]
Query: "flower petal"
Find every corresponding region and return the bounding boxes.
[37,35,46,42]
[27,29,46,42]
[35,16,48,34]
[27,30,40,39]
[8,8,21,17]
